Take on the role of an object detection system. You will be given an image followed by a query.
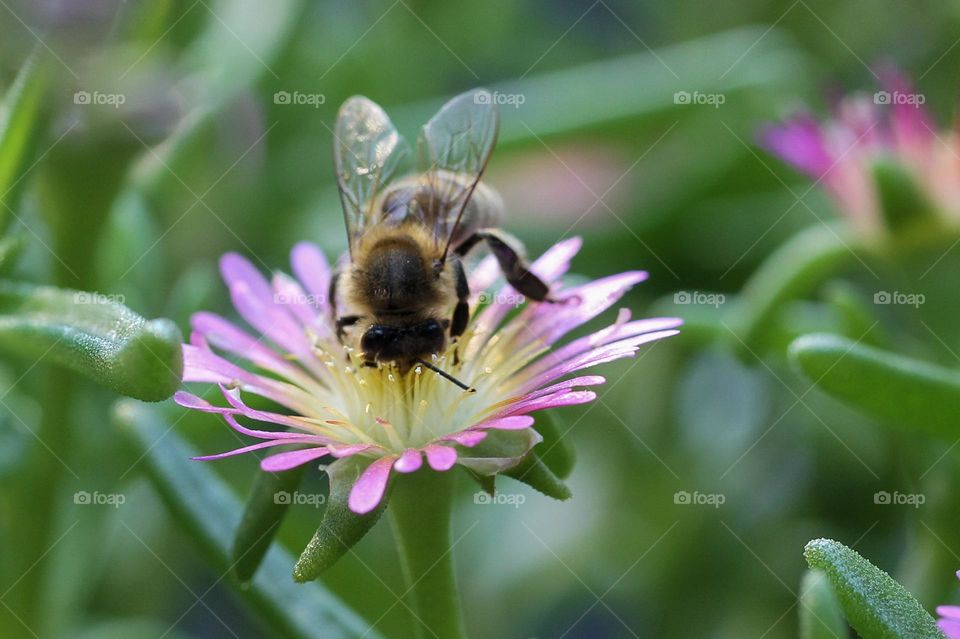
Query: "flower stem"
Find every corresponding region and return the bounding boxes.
[388,469,466,639]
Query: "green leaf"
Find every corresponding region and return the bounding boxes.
[114,401,381,639]
[504,452,571,501]
[0,50,47,235]
[232,463,307,584]
[800,569,849,639]
[732,224,861,349]
[822,282,887,348]
[0,281,182,401]
[532,411,575,479]
[789,333,960,439]
[804,538,944,639]
[293,456,389,583]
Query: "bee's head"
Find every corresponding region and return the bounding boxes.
[360,319,447,368]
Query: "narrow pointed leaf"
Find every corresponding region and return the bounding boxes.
[800,569,848,639]
[532,412,576,479]
[0,281,182,401]
[789,333,960,439]
[293,456,388,583]
[232,463,307,583]
[804,538,944,639]
[115,401,380,639]
[505,452,571,501]
[0,50,47,235]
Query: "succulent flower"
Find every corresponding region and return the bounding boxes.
[176,238,680,514]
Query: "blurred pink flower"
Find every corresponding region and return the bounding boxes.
[939,571,960,638]
[176,239,680,514]
[760,69,960,238]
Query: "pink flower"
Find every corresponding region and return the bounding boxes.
[176,238,680,514]
[760,68,960,238]
[939,571,960,638]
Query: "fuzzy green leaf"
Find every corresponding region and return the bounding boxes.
[789,333,960,438]
[804,538,944,639]
[0,281,182,401]
[504,452,571,501]
[115,401,380,639]
[293,456,389,583]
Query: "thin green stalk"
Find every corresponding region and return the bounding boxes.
[388,470,466,639]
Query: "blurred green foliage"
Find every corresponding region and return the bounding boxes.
[2,1,960,638]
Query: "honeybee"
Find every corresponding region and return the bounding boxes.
[328,89,553,389]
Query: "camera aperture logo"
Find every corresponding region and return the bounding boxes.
[74,490,126,508]
[473,491,526,508]
[273,90,326,108]
[873,290,925,308]
[73,292,126,305]
[673,90,725,108]
[274,490,325,508]
[674,490,725,508]
[874,491,925,508]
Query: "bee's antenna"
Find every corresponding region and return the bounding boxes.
[415,358,475,392]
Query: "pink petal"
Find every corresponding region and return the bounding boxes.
[260,446,331,472]
[394,449,423,473]
[290,242,331,312]
[348,456,396,514]
[191,312,316,388]
[192,438,321,461]
[220,252,274,302]
[328,443,380,458]
[529,236,582,283]
[523,316,683,384]
[939,606,960,621]
[521,329,680,389]
[759,114,834,179]
[940,619,960,639]
[502,390,597,417]
[424,444,458,471]
[272,272,320,327]
[474,415,535,430]
[441,431,488,447]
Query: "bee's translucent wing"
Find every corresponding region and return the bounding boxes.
[415,88,499,258]
[333,96,409,255]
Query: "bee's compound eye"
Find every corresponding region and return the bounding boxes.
[361,326,393,353]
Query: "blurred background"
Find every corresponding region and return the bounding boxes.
[2,1,960,637]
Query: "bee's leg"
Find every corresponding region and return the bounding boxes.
[456,229,553,302]
[449,257,470,365]
[336,315,362,341]
[450,257,470,339]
